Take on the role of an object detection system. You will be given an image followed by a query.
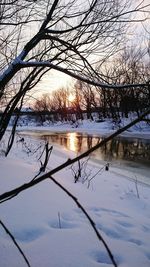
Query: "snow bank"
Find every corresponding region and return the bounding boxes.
[0,135,150,267]
[8,113,150,139]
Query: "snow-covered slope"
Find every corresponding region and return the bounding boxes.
[0,135,150,267]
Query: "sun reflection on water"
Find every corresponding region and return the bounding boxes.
[67,132,78,152]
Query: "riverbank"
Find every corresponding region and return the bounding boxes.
[10,117,150,184]
[1,111,150,265]
[13,116,150,140]
[0,131,150,267]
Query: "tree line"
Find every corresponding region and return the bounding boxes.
[33,46,150,123]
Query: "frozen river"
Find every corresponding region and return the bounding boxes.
[19,130,150,182]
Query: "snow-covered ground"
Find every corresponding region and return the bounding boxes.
[14,115,150,139]
[9,113,150,139]
[0,118,150,267]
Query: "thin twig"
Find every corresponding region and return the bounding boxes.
[0,219,31,267]
[49,175,118,267]
[134,175,140,199]
[58,212,62,229]
[87,166,105,188]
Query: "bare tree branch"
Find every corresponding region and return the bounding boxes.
[0,219,31,267]
[1,0,149,98]
[20,60,149,89]
[49,175,118,267]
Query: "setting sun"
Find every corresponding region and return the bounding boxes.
[68,94,75,102]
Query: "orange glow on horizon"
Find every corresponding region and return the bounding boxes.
[68,94,75,103]
[32,70,74,101]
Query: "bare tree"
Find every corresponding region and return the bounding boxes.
[1,0,150,104]
[71,81,83,120]
[0,1,149,144]
[0,1,47,72]
[34,93,53,112]
[94,45,150,119]
[0,2,150,266]
[74,81,97,119]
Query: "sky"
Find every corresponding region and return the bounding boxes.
[27,0,150,102]
[32,70,74,99]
